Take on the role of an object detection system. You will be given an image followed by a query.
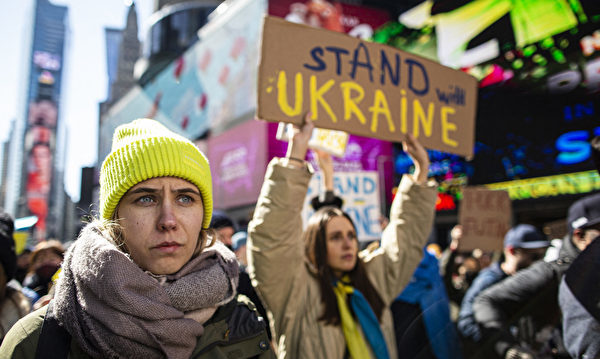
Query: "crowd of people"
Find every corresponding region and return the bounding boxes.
[0,115,597,358]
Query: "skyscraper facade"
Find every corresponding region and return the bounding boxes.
[98,3,140,121]
[104,28,123,100]
[3,0,69,241]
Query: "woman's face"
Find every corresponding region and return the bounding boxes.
[117,177,204,275]
[325,215,358,278]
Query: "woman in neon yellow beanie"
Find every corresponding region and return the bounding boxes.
[1,119,274,358]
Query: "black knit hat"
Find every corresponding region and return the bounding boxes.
[0,211,16,281]
[310,191,344,211]
[567,192,600,233]
[210,210,236,230]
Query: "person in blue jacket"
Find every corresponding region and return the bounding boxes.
[392,247,463,359]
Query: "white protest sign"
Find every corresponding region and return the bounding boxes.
[276,122,350,157]
[302,171,382,241]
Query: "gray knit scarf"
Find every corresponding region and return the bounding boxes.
[52,223,239,359]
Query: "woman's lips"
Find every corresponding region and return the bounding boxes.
[342,254,354,261]
[153,242,182,253]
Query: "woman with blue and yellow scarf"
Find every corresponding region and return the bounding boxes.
[247,113,437,358]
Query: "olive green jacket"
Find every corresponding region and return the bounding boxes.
[0,295,274,359]
[247,158,437,359]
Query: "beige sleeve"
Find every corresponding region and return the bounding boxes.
[247,158,312,330]
[361,175,438,305]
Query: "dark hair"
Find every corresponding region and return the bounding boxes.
[0,211,16,282]
[303,206,384,326]
[28,239,65,274]
[310,192,344,211]
[210,211,236,230]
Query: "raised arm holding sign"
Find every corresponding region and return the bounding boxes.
[247,113,438,358]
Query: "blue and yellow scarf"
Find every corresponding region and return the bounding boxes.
[333,276,390,359]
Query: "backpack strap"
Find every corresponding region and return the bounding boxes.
[35,300,71,359]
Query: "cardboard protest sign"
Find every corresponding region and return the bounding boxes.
[276,123,349,157]
[302,171,382,241]
[458,187,511,252]
[257,16,478,157]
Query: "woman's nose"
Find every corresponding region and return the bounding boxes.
[157,203,177,231]
[342,236,353,247]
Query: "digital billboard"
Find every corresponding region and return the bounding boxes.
[377,0,600,208]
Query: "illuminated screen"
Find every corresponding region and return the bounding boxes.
[379,0,600,207]
[470,91,598,184]
[374,0,600,94]
[393,85,599,209]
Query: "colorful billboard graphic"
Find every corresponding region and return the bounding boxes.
[100,0,267,158]
[194,0,266,130]
[374,0,600,95]
[23,45,64,239]
[379,0,600,204]
[486,170,600,200]
[268,0,390,38]
[208,120,268,209]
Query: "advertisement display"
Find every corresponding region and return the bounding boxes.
[302,171,382,241]
[380,0,600,206]
[25,98,56,237]
[100,0,267,159]
[194,0,266,129]
[377,0,600,94]
[486,170,600,200]
[25,66,61,240]
[269,0,390,38]
[207,120,268,209]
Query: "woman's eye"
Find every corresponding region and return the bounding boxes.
[178,195,193,204]
[137,196,154,204]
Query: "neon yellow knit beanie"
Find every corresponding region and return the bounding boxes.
[99,119,213,228]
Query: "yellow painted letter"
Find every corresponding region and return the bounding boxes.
[413,100,434,138]
[340,81,366,124]
[441,106,458,147]
[310,75,337,123]
[277,71,302,116]
[369,90,395,133]
[400,90,407,134]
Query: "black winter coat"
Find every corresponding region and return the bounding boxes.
[559,238,600,359]
[471,236,580,359]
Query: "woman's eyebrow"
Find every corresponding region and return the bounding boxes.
[127,187,158,195]
[125,186,201,197]
[173,188,201,196]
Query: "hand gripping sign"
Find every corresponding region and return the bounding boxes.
[257,16,478,157]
